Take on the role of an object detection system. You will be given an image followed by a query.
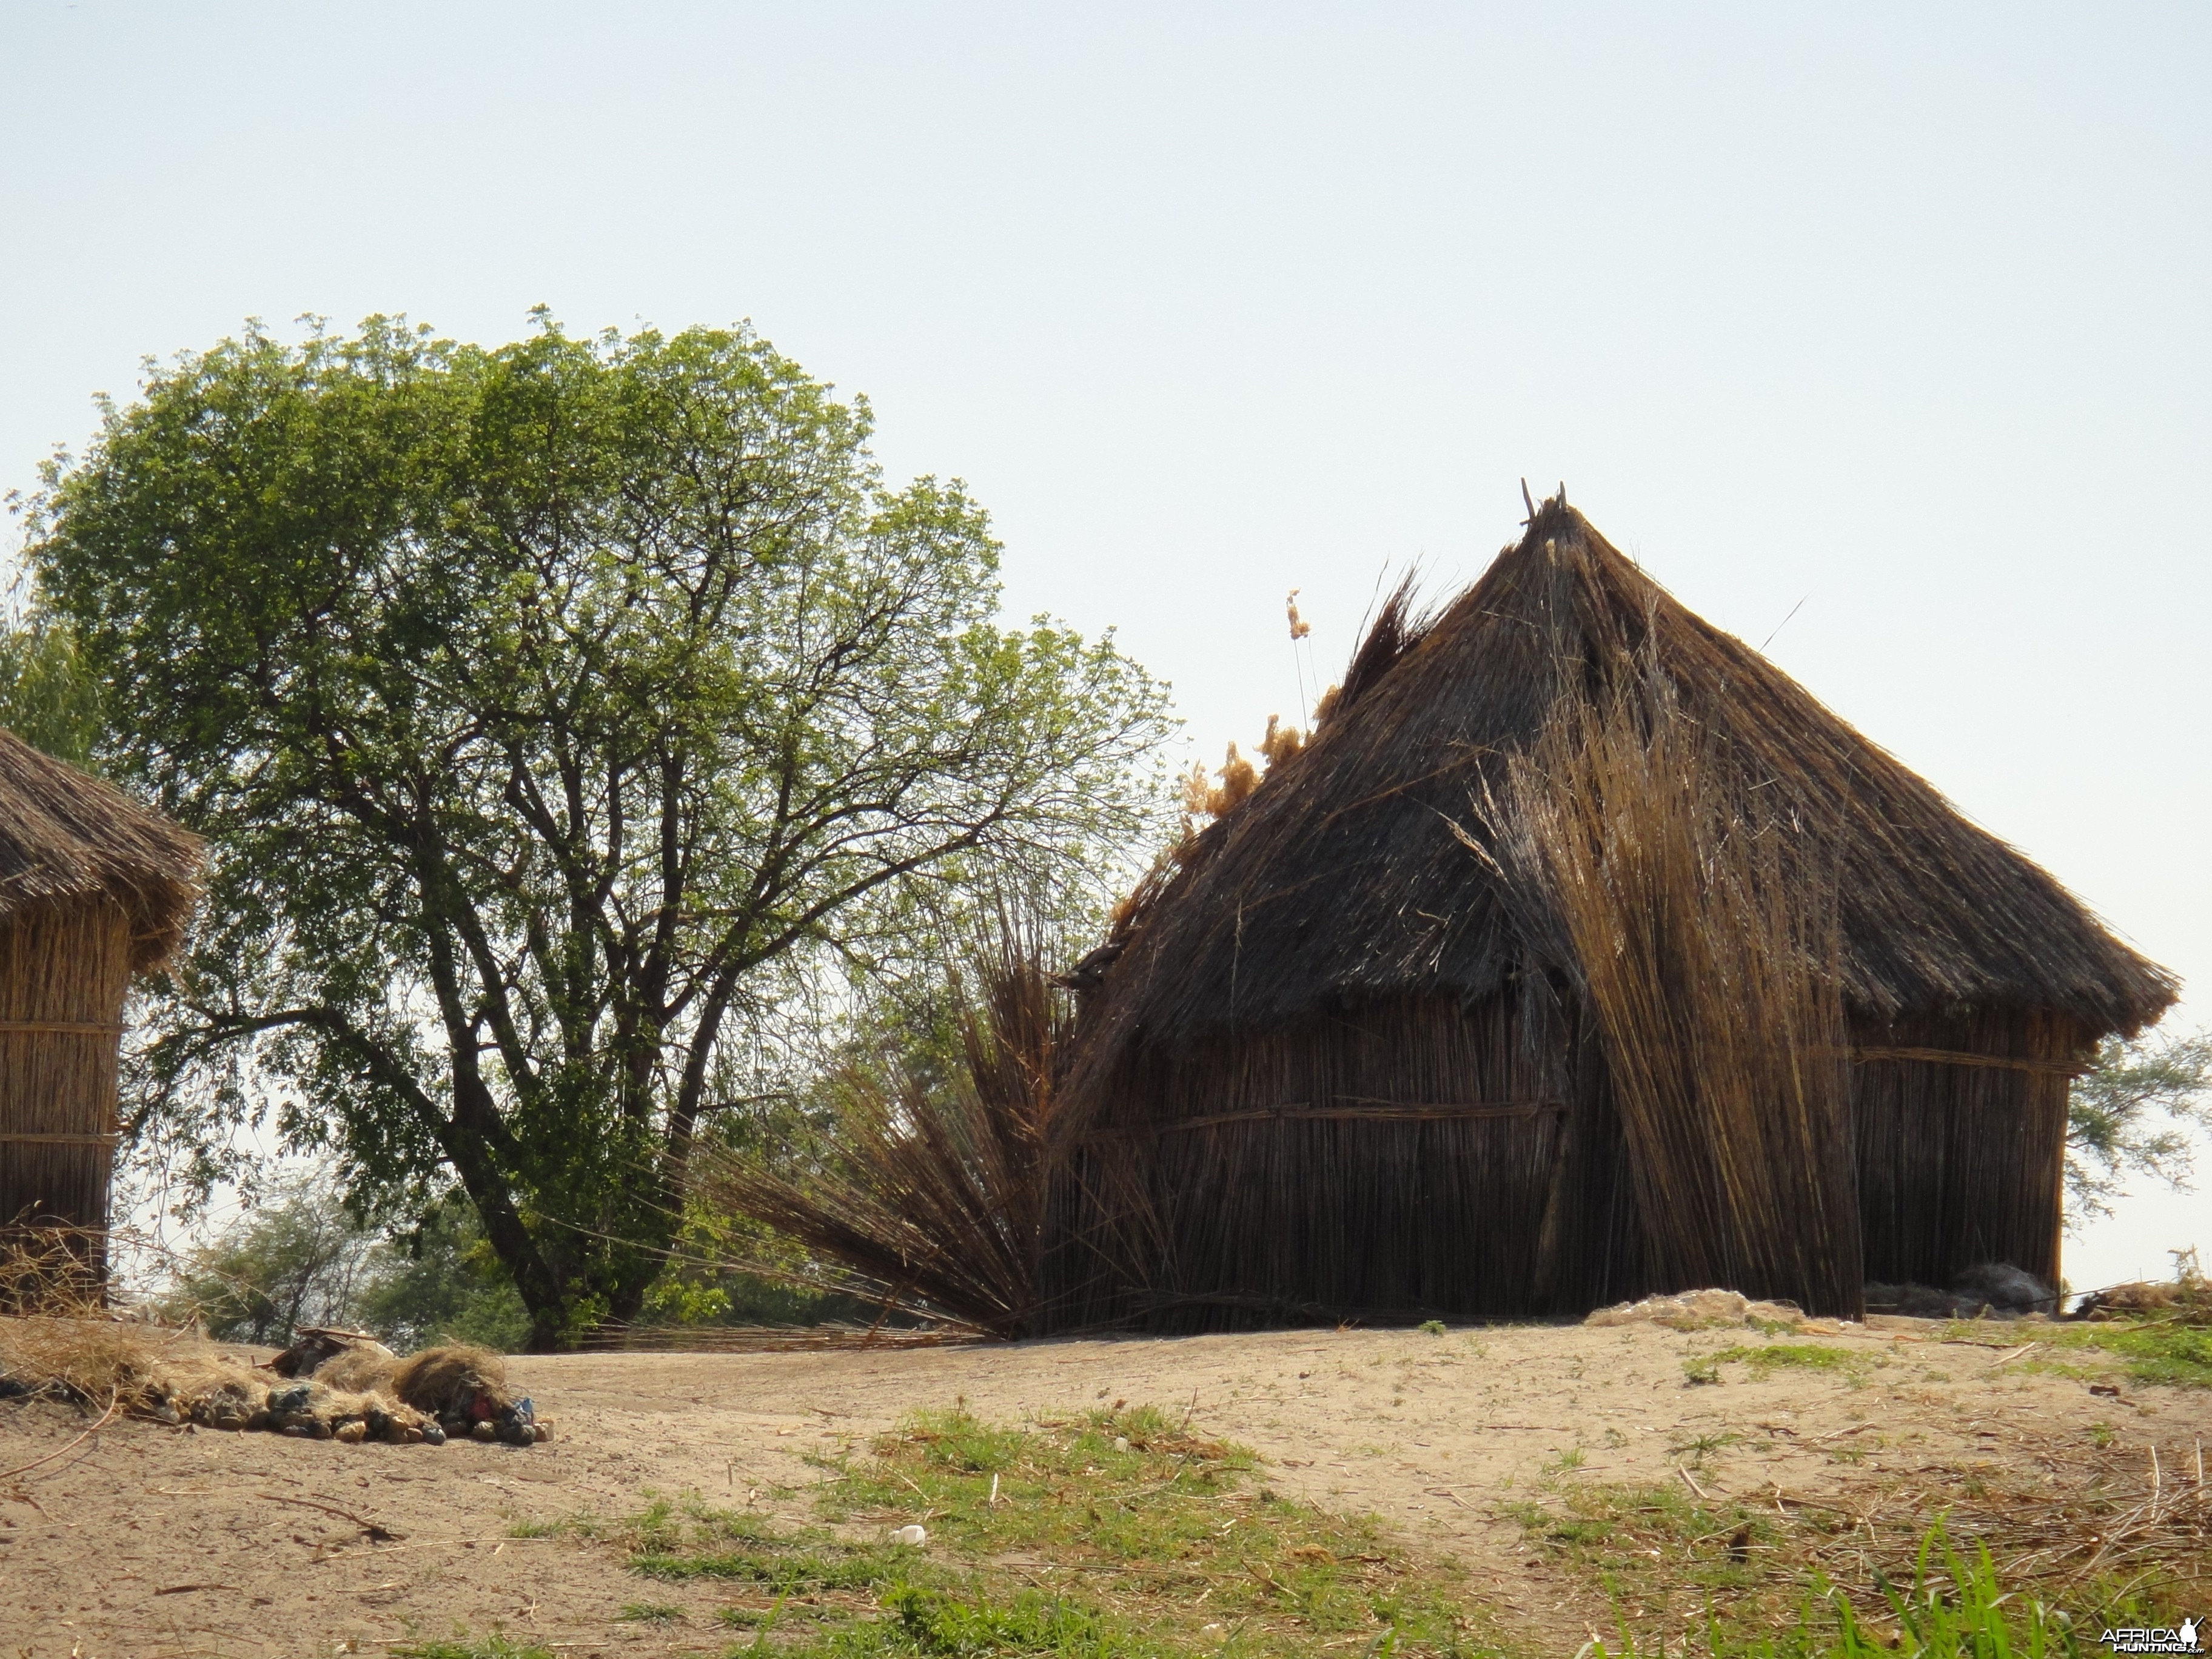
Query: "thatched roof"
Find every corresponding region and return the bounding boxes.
[1083,498,2174,1057]
[0,729,203,972]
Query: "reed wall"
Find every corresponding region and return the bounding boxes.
[1042,994,2082,1332]
[0,897,133,1292]
[1849,1005,2085,1289]
[1042,988,1655,1332]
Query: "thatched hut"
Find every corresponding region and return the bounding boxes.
[0,730,201,1287]
[1042,497,2174,1328]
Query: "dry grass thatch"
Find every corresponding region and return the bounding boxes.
[1073,503,2171,1054]
[703,939,1072,1338]
[1,1312,257,1416]
[0,728,203,973]
[0,1233,274,1424]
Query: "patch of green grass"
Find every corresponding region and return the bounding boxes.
[390,1640,560,1659]
[1505,1477,1774,1607]
[616,1600,684,1624]
[779,1583,1165,1659]
[1684,1342,1869,1386]
[2037,1320,2212,1388]
[1932,1314,2212,1388]
[1668,1430,1741,1464]
[719,1600,784,1629]
[610,1406,1495,1658]
[1418,1319,1447,1336]
[1713,1342,1863,1373]
[637,1537,907,1592]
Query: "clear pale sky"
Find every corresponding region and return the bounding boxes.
[3,2,2205,1289]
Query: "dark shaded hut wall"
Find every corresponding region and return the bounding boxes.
[1041,498,2173,1331]
[1056,988,1638,1326]
[1851,1005,2086,1291]
[0,731,203,1294]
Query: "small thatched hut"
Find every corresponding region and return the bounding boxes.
[0,731,202,1287]
[1042,497,2174,1328]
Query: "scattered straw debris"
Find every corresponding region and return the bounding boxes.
[2076,1252,2212,1324]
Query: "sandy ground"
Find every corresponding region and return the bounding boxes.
[1,1318,2201,1658]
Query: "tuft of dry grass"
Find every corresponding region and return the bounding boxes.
[1259,714,1304,768]
[1,1224,201,1414]
[0,1222,106,1316]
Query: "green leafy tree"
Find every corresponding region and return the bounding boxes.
[352,1195,532,1352]
[0,596,101,766]
[28,314,1170,1347]
[160,1171,377,1346]
[2067,1028,2212,1224]
[158,1173,531,1350]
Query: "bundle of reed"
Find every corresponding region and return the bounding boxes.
[702,942,1071,1338]
[1493,666,1863,1318]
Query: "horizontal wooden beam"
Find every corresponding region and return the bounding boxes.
[1850,1045,2083,1077]
[1088,1098,1566,1142]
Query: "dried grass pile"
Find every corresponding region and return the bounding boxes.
[1584,1287,1824,1332]
[0,1315,545,1446]
[2074,1252,2212,1324]
[1,1233,545,1447]
[704,938,1069,1337]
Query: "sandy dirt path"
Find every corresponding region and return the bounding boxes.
[1,1318,2197,1658]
